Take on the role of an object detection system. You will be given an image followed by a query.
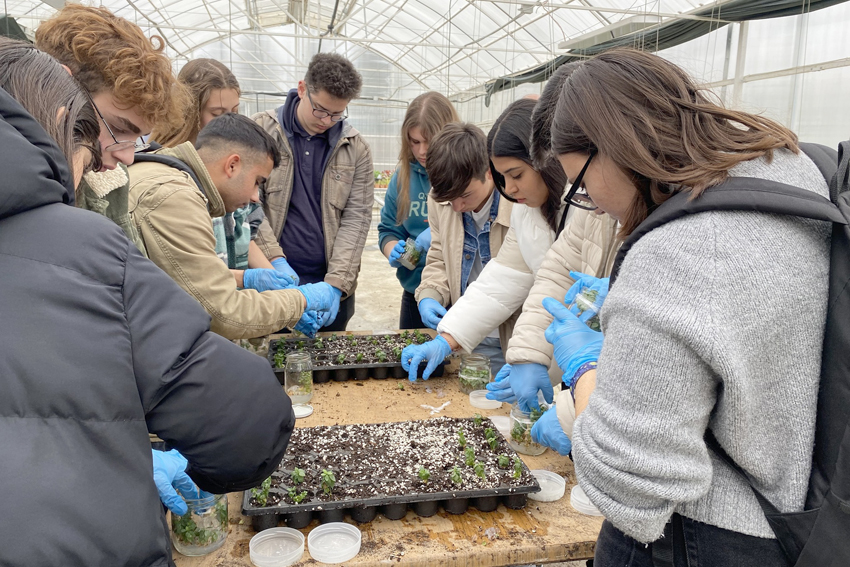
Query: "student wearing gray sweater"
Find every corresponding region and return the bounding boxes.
[542,48,829,566]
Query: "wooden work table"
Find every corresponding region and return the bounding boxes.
[174,333,602,566]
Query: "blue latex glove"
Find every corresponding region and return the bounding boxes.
[418,298,447,330]
[401,335,452,381]
[324,286,344,326]
[485,363,515,403]
[242,268,297,292]
[543,294,604,381]
[531,406,573,456]
[566,271,610,323]
[152,449,208,515]
[414,227,432,252]
[297,282,337,313]
[316,311,332,329]
[508,362,554,413]
[294,310,321,338]
[388,240,406,268]
[271,257,300,286]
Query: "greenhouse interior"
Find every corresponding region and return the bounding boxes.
[3,1,850,566]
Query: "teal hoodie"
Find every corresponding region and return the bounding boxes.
[378,162,431,293]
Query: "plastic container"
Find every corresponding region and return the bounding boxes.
[285,352,313,406]
[398,238,421,270]
[458,353,492,394]
[469,389,502,410]
[508,403,548,456]
[171,493,228,556]
[307,522,362,564]
[570,484,603,516]
[569,287,603,332]
[249,527,304,567]
[528,470,566,502]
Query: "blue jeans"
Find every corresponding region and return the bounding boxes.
[472,336,505,377]
[594,515,787,567]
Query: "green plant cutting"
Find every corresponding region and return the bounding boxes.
[321,469,336,495]
[418,466,431,482]
[291,468,305,485]
[250,476,272,506]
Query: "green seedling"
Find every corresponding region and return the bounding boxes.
[287,487,308,504]
[370,337,379,346]
[473,413,483,427]
[172,501,228,547]
[418,466,431,482]
[336,354,346,365]
[497,455,510,469]
[458,367,491,393]
[574,288,602,332]
[473,460,486,479]
[376,349,387,362]
[348,335,358,345]
[487,437,499,451]
[331,333,338,340]
[484,427,496,440]
[291,468,305,485]
[320,469,336,495]
[450,466,463,486]
[392,347,403,359]
[250,476,272,506]
[464,446,475,467]
[511,407,546,447]
[296,340,305,350]
[401,330,410,340]
[355,352,364,363]
[313,338,324,349]
[458,428,467,448]
[512,458,522,480]
[397,382,405,391]
[273,348,286,369]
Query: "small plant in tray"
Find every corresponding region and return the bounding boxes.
[418,466,431,483]
[321,469,336,495]
[250,476,272,506]
[291,468,305,485]
[287,487,308,504]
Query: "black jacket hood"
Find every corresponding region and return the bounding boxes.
[0,87,74,220]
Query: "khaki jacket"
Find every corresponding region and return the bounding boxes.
[416,193,516,350]
[253,110,374,296]
[127,142,304,340]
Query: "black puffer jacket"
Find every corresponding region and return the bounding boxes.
[0,89,294,566]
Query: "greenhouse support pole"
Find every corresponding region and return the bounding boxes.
[789,13,810,132]
[732,21,749,108]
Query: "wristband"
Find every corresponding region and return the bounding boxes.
[570,361,598,402]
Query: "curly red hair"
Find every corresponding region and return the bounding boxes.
[35,4,188,132]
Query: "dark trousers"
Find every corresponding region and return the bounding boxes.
[321,293,355,332]
[595,515,787,567]
[399,290,425,330]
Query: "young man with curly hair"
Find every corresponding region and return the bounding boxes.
[253,53,375,331]
[36,4,189,255]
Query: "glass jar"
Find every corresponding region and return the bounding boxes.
[458,353,491,394]
[508,403,548,456]
[398,237,421,270]
[569,287,602,332]
[285,352,313,406]
[171,493,228,556]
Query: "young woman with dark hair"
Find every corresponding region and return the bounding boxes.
[542,48,826,566]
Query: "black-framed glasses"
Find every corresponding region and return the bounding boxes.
[565,150,597,210]
[305,85,347,123]
[91,100,149,153]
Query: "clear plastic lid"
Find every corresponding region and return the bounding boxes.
[307,522,362,564]
[469,389,502,409]
[528,470,566,502]
[570,484,603,516]
[249,528,305,567]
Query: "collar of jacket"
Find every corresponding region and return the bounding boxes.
[156,142,225,218]
[410,160,427,176]
[82,165,129,198]
[275,89,358,153]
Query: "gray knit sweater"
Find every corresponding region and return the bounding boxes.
[572,148,831,543]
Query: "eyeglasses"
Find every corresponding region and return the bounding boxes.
[565,150,597,210]
[305,86,347,123]
[91,100,149,153]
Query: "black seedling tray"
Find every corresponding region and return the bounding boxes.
[268,333,446,383]
[242,417,540,531]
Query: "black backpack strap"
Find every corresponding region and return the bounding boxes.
[132,153,206,199]
[610,177,846,284]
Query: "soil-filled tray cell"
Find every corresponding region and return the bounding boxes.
[243,417,540,530]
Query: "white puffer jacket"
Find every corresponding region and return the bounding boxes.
[438,200,565,367]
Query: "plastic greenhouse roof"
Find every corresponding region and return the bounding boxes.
[6,0,718,99]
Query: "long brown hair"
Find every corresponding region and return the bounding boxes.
[395,92,460,224]
[551,48,798,237]
[488,98,567,232]
[0,38,101,195]
[153,58,241,147]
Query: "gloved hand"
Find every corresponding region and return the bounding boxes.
[531,405,573,456]
[543,294,604,381]
[401,335,452,381]
[324,286,343,327]
[152,449,209,516]
[243,268,297,292]
[485,363,515,403]
[566,271,610,323]
[508,362,554,413]
[294,310,321,338]
[271,257,300,286]
[418,298,447,330]
[297,282,338,314]
[388,240,407,268]
[316,311,332,329]
[414,227,432,252]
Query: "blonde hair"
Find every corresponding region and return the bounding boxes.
[395,92,459,224]
[152,58,241,147]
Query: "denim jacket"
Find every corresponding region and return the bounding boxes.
[460,191,501,294]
